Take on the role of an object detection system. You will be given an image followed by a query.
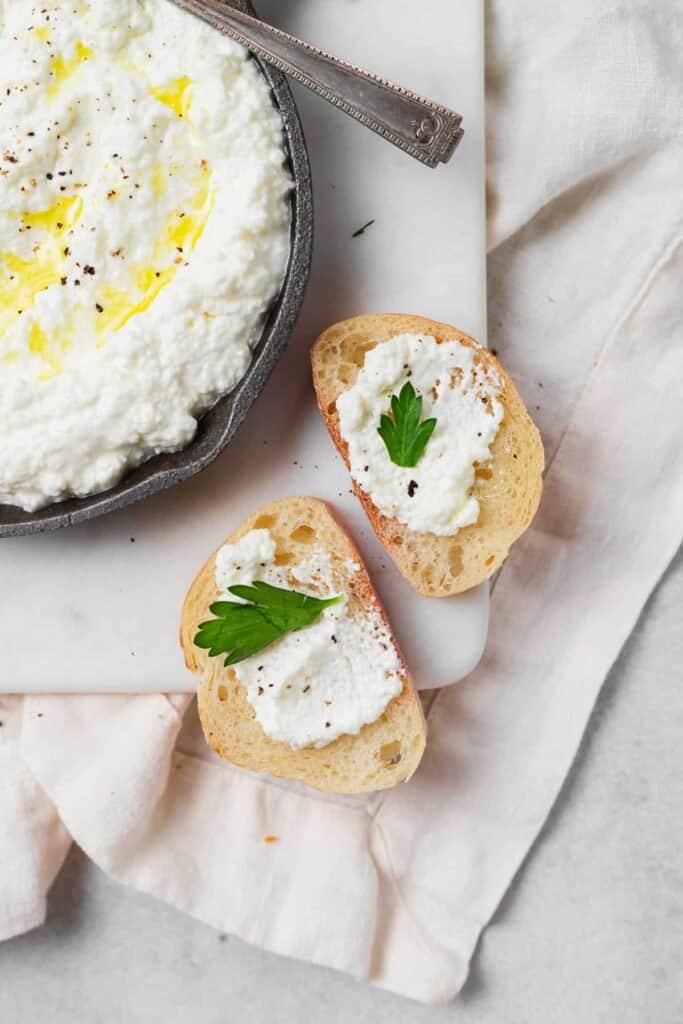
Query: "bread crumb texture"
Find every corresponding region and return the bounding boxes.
[181,496,426,794]
[312,314,544,596]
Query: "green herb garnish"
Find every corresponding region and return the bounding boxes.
[352,219,375,238]
[194,581,343,666]
[378,381,437,468]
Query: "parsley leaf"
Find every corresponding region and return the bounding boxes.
[194,581,343,666]
[352,219,375,238]
[377,381,437,468]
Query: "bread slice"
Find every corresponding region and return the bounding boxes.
[181,496,426,794]
[311,313,544,597]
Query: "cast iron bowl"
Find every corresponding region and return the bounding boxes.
[0,3,313,538]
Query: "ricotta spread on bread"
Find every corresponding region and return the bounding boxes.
[336,333,504,535]
[0,0,290,512]
[214,529,403,750]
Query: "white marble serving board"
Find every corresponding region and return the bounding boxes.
[0,0,487,693]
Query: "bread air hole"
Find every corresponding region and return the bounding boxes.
[485,555,495,566]
[274,551,295,566]
[254,514,276,530]
[349,344,369,367]
[290,524,317,544]
[448,545,463,577]
[379,741,402,766]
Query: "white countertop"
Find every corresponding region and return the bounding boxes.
[1,548,680,1021]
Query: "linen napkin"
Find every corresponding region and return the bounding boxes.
[2,0,682,1004]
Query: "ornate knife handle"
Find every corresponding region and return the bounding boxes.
[171,0,464,168]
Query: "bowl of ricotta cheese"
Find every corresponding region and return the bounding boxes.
[0,0,312,536]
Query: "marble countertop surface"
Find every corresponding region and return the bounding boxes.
[2,548,681,1023]
[0,0,488,696]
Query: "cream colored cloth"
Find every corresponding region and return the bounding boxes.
[2,0,682,1003]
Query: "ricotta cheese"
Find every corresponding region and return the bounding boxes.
[214,529,404,750]
[336,333,504,536]
[0,0,290,511]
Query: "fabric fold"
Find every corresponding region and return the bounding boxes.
[370,231,683,1001]
[0,700,71,942]
[20,696,380,979]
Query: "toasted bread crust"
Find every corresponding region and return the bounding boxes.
[181,496,426,794]
[311,314,544,597]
